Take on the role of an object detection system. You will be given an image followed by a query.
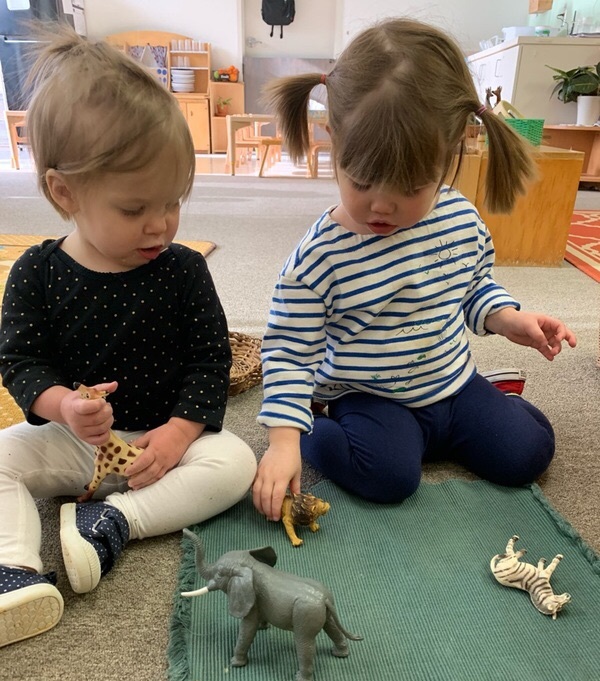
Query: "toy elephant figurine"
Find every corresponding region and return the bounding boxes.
[181,528,362,681]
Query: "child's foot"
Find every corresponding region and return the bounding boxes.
[0,565,63,647]
[481,368,526,395]
[60,501,129,594]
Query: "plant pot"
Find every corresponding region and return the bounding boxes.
[576,96,600,126]
[215,105,230,117]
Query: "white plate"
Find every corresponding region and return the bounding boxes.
[171,84,195,92]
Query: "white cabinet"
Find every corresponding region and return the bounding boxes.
[467,37,600,124]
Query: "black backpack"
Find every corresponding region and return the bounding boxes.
[261,0,296,39]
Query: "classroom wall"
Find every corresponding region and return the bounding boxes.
[341,0,529,54]
[84,0,244,72]
[243,0,339,59]
[84,0,530,68]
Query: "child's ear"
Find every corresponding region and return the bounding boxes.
[45,170,79,214]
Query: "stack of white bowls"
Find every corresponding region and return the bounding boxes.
[171,69,195,93]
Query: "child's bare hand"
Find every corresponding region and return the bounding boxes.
[253,439,302,522]
[125,422,190,490]
[61,381,117,444]
[485,308,577,360]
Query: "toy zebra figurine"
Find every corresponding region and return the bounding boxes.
[74,383,144,503]
[490,535,571,619]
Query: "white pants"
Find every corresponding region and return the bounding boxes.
[0,421,257,573]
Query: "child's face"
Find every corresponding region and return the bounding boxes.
[63,155,185,272]
[334,170,441,237]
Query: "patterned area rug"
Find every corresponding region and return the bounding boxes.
[0,235,216,428]
[168,480,600,681]
[565,211,600,283]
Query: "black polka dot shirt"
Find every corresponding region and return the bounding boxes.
[0,238,231,432]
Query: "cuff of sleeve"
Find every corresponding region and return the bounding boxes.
[479,301,520,336]
[257,412,313,434]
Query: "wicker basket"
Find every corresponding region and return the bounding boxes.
[504,118,545,146]
[229,331,262,396]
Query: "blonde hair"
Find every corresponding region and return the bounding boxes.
[264,18,536,213]
[25,24,195,219]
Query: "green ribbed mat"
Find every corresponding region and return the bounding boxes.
[168,480,600,681]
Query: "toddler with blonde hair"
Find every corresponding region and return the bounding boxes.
[0,25,256,647]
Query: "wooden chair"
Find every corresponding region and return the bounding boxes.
[308,139,332,178]
[234,124,262,168]
[256,122,283,177]
[307,119,332,178]
[4,110,28,170]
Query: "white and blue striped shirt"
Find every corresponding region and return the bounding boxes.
[258,188,519,433]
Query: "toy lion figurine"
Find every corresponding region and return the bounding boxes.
[281,492,330,547]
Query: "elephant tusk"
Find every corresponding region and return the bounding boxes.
[181,586,210,598]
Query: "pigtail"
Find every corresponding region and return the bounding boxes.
[262,73,325,164]
[479,108,538,213]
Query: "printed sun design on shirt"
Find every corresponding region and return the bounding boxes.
[424,239,468,278]
[435,239,459,264]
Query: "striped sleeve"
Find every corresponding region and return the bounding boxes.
[258,275,326,432]
[462,214,520,335]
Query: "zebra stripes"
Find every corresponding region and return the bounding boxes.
[490,535,571,619]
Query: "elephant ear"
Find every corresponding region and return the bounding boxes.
[227,566,255,618]
[249,546,277,567]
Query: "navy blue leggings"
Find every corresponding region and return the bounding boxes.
[300,374,555,503]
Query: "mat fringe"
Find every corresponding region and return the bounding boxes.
[529,483,600,575]
[167,526,199,681]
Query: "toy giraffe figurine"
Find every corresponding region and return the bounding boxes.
[74,383,144,503]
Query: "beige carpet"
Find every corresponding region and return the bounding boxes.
[0,175,598,681]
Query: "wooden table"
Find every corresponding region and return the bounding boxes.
[225,114,276,175]
[4,110,28,170]
[543,125,600,182]
[473,145,584,266]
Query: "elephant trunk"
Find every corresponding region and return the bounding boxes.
[182,528,218,595]
[182,527,211,575]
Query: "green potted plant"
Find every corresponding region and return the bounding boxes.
[215,97,232,117]
[547,62,600,125]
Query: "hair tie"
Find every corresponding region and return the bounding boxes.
[320,73,327,85]
[475,105,487,117]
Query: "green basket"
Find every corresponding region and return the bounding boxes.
[504,118,544,146]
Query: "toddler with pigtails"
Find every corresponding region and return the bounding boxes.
[253,18,576,521]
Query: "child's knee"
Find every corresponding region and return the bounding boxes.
[490,428,555,486]
[355,469,420,504]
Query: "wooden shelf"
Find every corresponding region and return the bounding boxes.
[543,125,600,181]
[473,146,584,265]
[104,30,244,153]
[209,82,245,153]
[105,30,211,95]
